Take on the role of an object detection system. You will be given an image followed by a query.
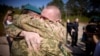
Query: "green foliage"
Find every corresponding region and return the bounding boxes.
[47,0,66,19]
[65,0,89,16]
[47,0,64,9]
[65,0,100,17]
[62,15,90,23]
[13,7,21,14]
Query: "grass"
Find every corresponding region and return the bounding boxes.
[63,15,90,23]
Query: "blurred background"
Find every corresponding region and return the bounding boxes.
[0,0,100,56]
[0,0,100,36]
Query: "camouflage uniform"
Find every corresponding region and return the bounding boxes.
[6,14,71,56]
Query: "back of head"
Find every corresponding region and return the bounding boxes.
[75,18,79,22]
[41,5,61,22]
[67,19,70,23]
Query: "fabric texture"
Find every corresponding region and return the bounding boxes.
[7,14,71,56]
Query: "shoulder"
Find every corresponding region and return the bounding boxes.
[13,14,32,19]
[13,14,20,20]
[13,14,33,23]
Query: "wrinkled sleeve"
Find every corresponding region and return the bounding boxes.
[13,14,46,33]
[12,14,49,38]
[6,24,22,38]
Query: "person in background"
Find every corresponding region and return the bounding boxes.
[93,24,100,56]
[71,18,79,47]
[93,33,100,56]
[85,23,97,56]
[93,34,100,56]
[3,10,14,52]
[81,26,88,43]
[3,10,13,27]
[66,19,73,44]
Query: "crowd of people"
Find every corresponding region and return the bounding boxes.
[66,17,100,56]
[3,4,100,56]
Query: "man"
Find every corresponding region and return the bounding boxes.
[94,33,100,56]
[6,5,71,56]
[66,19,73,42]
[6,4,43,56]
[84,23,97,56]
[3,10,14,52]
[71,18,79,46]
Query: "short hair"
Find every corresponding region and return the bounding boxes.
[41,5,61,20]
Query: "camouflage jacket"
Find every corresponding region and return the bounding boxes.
[6,14,71,56]
[12,14,66,42]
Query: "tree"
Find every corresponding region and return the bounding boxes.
[87,0,100,16]
[65,0,89,16]
[65,0,100,17]
[0,4,14,21]
[47,0,66,19]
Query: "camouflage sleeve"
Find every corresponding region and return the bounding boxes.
[6,24,22,38]
[60,23,66,44]
[13,14,47,33]
[62,26,67,44]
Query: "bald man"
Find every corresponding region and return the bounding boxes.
[41,6,61,22]
[6,5,71,56]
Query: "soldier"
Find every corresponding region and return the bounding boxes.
[6,5,71,56]
[6,4,43,56]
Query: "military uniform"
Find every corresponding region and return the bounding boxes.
[6,14,71,56]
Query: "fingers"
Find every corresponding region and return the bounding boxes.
[31,38,36,48]
[25,37,32,50]
[31,39,39,53]
[23,32,43,53]
[31,34,42,53]
[35,34,43,44]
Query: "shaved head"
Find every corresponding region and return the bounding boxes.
[75,18,79,22]
[41,6,61,22]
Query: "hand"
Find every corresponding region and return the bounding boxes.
[71,29,75,35]
[20,31,43,53]
[72,29,75,32]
